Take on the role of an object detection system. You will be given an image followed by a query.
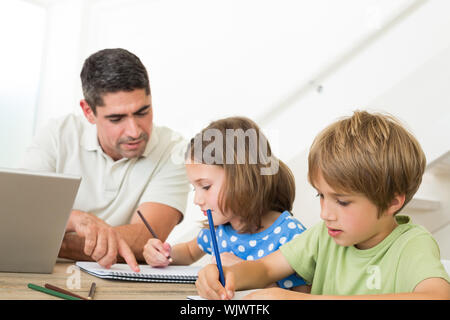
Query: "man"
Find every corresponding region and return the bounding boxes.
[21,48,190,272]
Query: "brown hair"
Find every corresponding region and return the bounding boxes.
[308,110,426,217]
[186,116,296,233]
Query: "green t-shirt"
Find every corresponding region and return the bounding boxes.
[280,215,450,295]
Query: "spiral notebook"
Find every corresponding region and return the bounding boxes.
[76,261,201,284]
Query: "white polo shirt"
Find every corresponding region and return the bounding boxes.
[20,114,190,226]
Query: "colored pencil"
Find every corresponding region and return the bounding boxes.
[137,210,172,262]
[206,209,226,287]
[44,283,88,300]
[27,283,82,300]
[137,210,158,238]
[87,282,96,300]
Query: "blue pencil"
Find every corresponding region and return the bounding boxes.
[206,209,226,287]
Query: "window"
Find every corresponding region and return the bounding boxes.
[0,1,46,167]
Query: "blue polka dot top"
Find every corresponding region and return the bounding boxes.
[196,210,307,289]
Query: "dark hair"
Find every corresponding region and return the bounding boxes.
[186,116,296,233]
[80,48,151,114]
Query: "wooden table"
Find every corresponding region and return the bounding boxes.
[0,262,198,300]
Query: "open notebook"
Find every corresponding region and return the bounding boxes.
[76,262,201,284]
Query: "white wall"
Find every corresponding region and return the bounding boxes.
[263,0,450,166]
[34,0,415,139]
[34,0,87,130]
[8,1,449,252]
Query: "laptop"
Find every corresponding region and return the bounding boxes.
[0,168,81,273]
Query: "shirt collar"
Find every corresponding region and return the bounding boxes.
[81,121,101,152]
[142,126,158,158]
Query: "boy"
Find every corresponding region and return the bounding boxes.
[195,110,450,299]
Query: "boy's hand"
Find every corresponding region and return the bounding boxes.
[242,287,305,299]
[195,264,235,300]
[143,238,172,267]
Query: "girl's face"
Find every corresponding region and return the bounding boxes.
[185,163,238,227]
[314,170,398,250]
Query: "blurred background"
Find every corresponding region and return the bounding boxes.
[1,0,449,258]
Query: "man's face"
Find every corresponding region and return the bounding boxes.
[81,89,153,160]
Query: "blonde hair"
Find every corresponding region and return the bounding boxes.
[308,110,426,216]
[186,116,296,233]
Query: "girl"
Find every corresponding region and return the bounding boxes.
[143,116,307,290]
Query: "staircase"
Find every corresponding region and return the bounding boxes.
[403,151,450,259]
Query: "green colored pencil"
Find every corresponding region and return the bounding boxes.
[27,283,82,300]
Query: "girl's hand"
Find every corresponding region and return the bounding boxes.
[210,252,243,267]
[143,238,172,267]
[195,264,235,300]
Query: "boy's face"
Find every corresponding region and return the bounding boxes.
[314,170,398,250]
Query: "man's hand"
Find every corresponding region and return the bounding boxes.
[67,210,140,272]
